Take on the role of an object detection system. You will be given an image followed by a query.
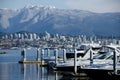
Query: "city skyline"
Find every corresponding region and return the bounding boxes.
[0,0,120,13]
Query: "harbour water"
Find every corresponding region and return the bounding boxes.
[0,48,91,80]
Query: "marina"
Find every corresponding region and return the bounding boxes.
[0,42,120,80]
[0,0,120,80]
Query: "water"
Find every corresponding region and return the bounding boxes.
[0,48,90,80]
[0,63,62,80]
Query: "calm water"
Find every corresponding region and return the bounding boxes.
[0,48,90,80]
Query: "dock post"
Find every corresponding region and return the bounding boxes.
[74,49,77,74]
[21,48,26,61]
[54,48,58,65]
[63,49,66,63]
[22,64,26,80]
[113,49,117,74]
[37,48,40,61]
[90,48,93,64]
[55,72,58,80]
[47,48,50,57]
[41,49,44,65]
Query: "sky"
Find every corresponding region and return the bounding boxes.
[0,0,120,13]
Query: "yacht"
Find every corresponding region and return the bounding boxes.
[66,43,101,59]
[81,44,120,79]
[48,43,101,71]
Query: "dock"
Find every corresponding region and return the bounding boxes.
[18,48,47,66]
[18,60,47,66]
[18,46,120,78]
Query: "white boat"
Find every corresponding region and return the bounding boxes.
[66,43,101,59]
[51,44,120,72]
[81,44,120,79]
[48,43,101,71]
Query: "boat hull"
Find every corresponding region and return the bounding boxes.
[66,53,84,58]
[56,66,82,72]
[82,69,120,80]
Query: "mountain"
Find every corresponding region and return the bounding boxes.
[0,5,120,36]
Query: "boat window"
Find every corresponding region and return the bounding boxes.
[79,45,88,50]
[106,55,120,60]
[117,47,120,49]
[100,47,113,52]
[117,56,120,61]
[97,54,107,59]
[117,47,120,51]
[98,51,107,54]
[106,55,113,60]
[92,47,100,50]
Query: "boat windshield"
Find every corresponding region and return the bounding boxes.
[106,55,113,60]
[97,54,108,59]
[94,51,113,60]
[101,47,114,52]
[94,53,113,60]
[88,46,120,60]
[79,45,90,50]
[117,47,120,50]
[95,46,114,58]
[117,47,120,52]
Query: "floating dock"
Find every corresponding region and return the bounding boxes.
[18,60,47,66]
[18,48,47,66]
[18,46,120,78]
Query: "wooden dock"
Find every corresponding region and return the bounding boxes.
[18,47,120,78]
[18,60,47,66]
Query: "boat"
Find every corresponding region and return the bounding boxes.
[81,44,120,79]
[48,43,101,71]
[0,52,7,54]
[66,43,101,59]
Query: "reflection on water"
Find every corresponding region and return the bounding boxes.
[20,64,58,80]
[0,63,64,80]
[0,49,91,80]
[0,63,23,80]
[0,63,91,80]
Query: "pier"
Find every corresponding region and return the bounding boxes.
[18,48,46,66]
[18,45,120,78]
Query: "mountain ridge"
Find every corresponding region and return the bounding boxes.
[0,5,120,36]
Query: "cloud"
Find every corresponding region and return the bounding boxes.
[65,0,120,13]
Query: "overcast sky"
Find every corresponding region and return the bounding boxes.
[0,0,120,13]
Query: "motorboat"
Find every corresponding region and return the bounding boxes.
[66,43,101,59]
[81,44,120,79]
[49,43,101,71]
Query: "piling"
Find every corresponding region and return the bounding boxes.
[47,48,50,57]
[54,49,58,65]
[63,49,66,63]
[90,48,93,64]
[74,49,77,74]
[41,49,44,65]
[55,72,58,80]
[19,48,43,64]
[37,48,40,61]
[113,49,117,74]
[22,48,26,61]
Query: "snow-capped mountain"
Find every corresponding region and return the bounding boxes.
[0,5,120,36]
